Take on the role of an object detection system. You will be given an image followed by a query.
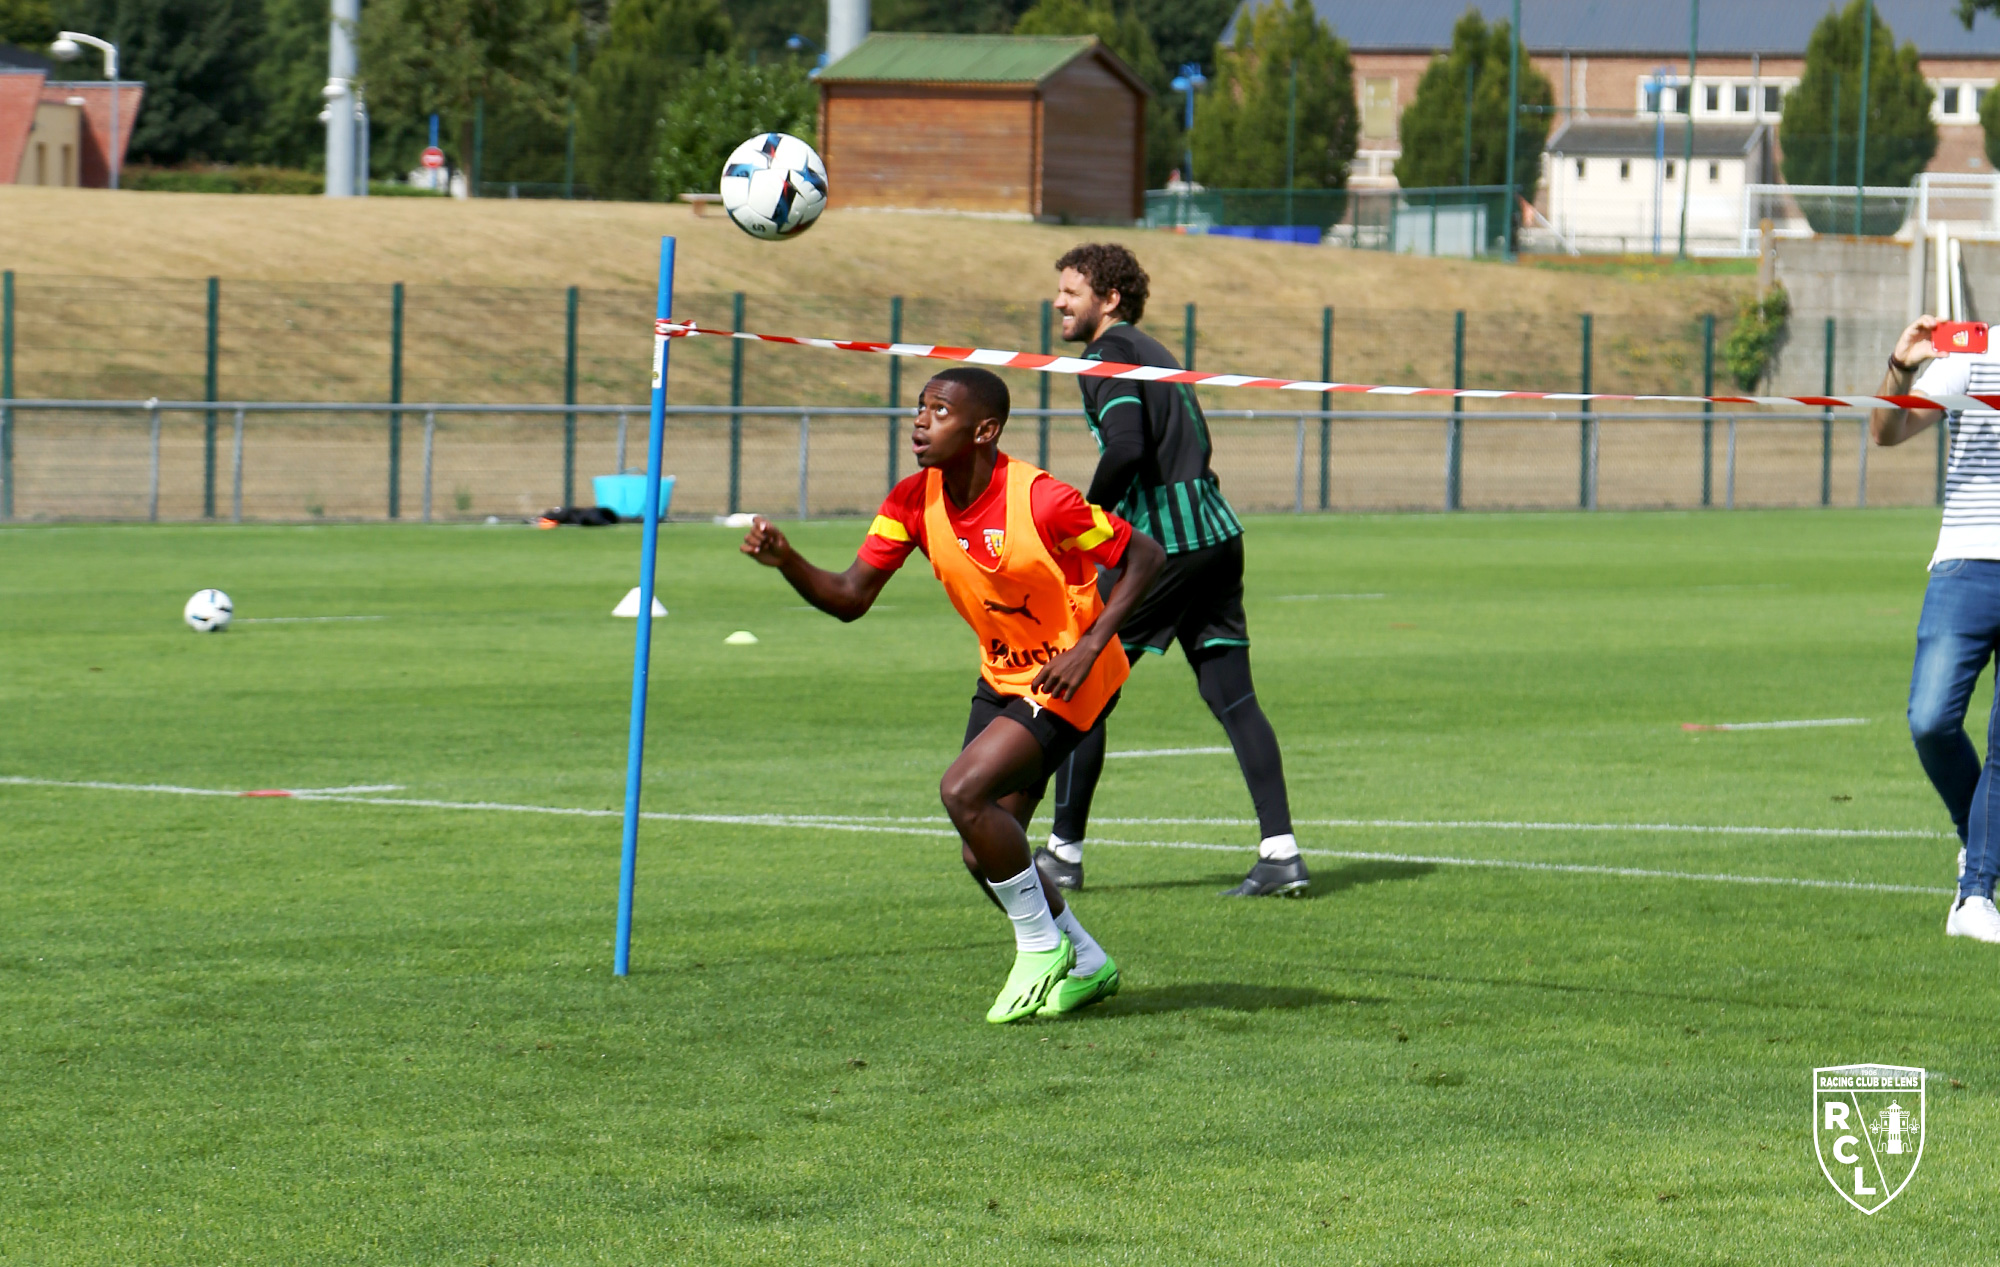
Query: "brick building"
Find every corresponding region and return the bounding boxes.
[1278,0,2000,191]
[817,33,1149,222]
[0,42,143,188]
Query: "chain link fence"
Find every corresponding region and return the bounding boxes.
[0,400,1938,524]
[0,272,1942,522]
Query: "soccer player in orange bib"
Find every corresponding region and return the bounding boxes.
[741,366,1164,1022]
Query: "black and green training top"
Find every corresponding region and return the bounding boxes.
[1078,322,1243,555]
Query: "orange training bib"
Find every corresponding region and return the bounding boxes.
[924,458,1127,731]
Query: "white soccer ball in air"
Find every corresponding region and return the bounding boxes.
[717,133,828,240]
[183,589,233,632]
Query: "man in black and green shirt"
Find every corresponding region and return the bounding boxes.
[1036,243,1306,897]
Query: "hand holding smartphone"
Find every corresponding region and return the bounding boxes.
[1933,321,1989,355]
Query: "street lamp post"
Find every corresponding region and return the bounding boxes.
[323,0,359,198]
[1170,63,1206,184]
[48,31,119,190]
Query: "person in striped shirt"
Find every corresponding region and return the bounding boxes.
[1875,312,2000,941]
[1037,242,1307,897]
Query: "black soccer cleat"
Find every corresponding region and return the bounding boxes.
[1034,846,1083,892]
[1223,854,1309,897]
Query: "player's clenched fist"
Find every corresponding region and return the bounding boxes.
[741,516,792,567]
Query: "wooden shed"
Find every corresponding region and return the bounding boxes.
[817,33,1148,223]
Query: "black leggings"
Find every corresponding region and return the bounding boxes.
[1052,644,1292,843]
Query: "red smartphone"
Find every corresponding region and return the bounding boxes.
[1934,321,1989,354]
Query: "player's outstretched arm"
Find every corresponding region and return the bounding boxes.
[741,516,892,622]
[1873,316,1943,447]
[1032,531,1165,702]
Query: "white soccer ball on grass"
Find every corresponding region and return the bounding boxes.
[717,133,828,240]
[183,589,233,632]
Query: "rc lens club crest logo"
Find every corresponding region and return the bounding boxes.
[1814,1065,1924,1214]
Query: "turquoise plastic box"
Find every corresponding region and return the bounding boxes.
[593,474,674,520]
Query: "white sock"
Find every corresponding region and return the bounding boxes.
[1048,833,1083,865]
[990,865,1062,952]
[1053,905,1108,977]
[1259,832,1300,861]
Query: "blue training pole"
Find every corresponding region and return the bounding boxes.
[615,236,676,976]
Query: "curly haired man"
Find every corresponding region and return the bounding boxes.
[1037,242,1308,897]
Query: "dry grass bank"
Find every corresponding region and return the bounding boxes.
[0,186,1750,316]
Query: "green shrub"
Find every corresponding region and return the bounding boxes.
[121,165,446,196]
[1723,289,1791,390]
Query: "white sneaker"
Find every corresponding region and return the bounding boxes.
[1947,895,2000,942]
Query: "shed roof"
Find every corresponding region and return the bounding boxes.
[819,33,1145,92]
[1231,0,2000,58]
[1547,119,1766,158]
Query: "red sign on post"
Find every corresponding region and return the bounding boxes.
[420,146,445,170]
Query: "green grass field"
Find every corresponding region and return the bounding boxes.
[2,510,1991,1263]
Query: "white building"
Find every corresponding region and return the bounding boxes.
[1544,119,1773,253]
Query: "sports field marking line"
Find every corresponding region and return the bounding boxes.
[766,811,1945,842]
[1105,747,1234,759]
[0,777,1953,898]
[1681,718,1870,732]
[1274,593,1386,601]
[3,779,1934,841]
[0,777,404,798]
[235,616,386,624]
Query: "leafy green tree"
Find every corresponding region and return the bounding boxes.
[0,0,56,47]
[1128,0,1235,78]
[1780,0,1935,226]
[1188,0,1355,190]
[362,0,578,189]
[653,51,814,199]
[55,0,267,164]
[1394,9,1553,194]
[872,0,1036,36]
[248,0,329,169]
[1014,0,1178,185]
[1983,80,2000,172]
[718,0,818,59]
[578,0,731,201]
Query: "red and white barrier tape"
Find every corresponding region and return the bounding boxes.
[654,319,1995,413]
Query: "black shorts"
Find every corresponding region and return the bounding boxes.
[1117,534,1250,661]
[962,679,1120,800]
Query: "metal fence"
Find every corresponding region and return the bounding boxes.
[0,271,1946,523]
[0,398,1940,524]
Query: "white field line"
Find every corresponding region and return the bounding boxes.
[0,776,1954,897]
[266,784,406,794]
[1,777,1941,840]
[1105,747,1234,759]
[1682,718,1870,732]
[236,615,386,624]
[765,811,1945,842]
[1274,593,1386,601]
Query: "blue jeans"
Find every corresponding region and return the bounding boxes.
[1909,558,2000,898]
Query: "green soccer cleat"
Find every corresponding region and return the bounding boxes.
[986,936,1074,1024]
[1039,956,1120,1016]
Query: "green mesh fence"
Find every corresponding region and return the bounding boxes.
[0,274,1933,522]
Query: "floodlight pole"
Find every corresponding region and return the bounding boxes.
[1853,0,1873,236]
[323,0,359,197]
[1503,0,1520,258]
[51,32,118,189]
[1677,0,1698,259]
[615,235,676,977]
